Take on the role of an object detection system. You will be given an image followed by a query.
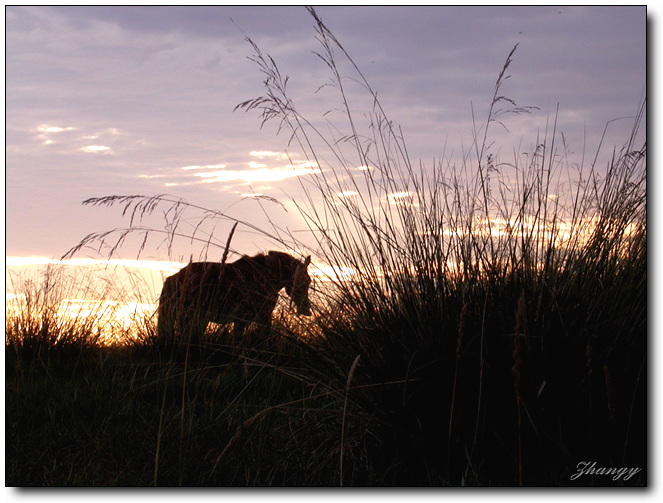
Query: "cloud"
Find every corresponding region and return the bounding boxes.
[172,157,320,185]
[38,125,75,133]
[181,164,226,171]
[5,5,645,260]
[193,164,319,183]
[80,145,112,153]
[249,151,290,160]
[35,124,77,145]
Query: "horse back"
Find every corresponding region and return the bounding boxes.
[161,257,281,323]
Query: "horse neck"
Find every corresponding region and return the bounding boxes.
[269,255,298,290]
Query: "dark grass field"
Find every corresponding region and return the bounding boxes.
[5,221,647,486]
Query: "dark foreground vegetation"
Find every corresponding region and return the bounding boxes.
[6,8,646,486]
[5,224,647,486]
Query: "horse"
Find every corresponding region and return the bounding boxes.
[157,251,312,343]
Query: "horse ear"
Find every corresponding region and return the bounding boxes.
[303,255,311,267]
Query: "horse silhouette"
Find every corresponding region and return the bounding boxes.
[157,251,312,342]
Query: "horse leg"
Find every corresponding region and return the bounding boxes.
[157,305,174,341]
[177,310,205,355]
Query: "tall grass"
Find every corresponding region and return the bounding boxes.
[7,7,645,486]
[5,264,156,354]
[234,7,646,485]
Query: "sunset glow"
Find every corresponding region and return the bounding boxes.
[6,292,156,345]
[6,256,185,274]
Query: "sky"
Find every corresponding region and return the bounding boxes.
[4,5,647,266]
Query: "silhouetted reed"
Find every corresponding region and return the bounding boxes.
[234,7,645,485]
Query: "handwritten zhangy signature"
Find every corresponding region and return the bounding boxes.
[571,461,642,481]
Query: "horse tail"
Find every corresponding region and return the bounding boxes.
[157,273,178,339]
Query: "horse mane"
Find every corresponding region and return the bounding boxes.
[226,251,300,283]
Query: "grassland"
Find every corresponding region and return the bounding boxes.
[6,8,646,487]
[4,208,647,486]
